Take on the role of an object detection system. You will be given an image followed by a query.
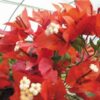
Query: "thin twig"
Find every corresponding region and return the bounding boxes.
[3,0,24,31]
[0,0,51,11]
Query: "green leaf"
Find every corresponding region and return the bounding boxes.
[0,57,3,63]
[61,53,71,62]
[71,42,82,52]
[71,36,85,52]
[8,59,16,66]
[52,51,61,63]
[0,52,2,56]
[85,92,95,97]
[90,39,98,51]
[97,39,100,46]
[77,36,85,47]
[0,53,3,63]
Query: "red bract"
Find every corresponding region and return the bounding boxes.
[36,48,53,60]
[41,79,66,100]
[0,9,34,60]
[66,59,100,86]
[0,29,28,53]
[30,10,52,28]
[75,0,93,15]
[69,81,100,100]
[0,0,100,99]
[33,0,100,56]
[39,58,58,83]
[35,31,68,55]
[6,9,33,34]
[66,58,100,99]
[31,8,70,55]
[93,14,100,37]
[0,59,9,74]
[10,67,66,100]
[0,73,11,89]
[10,66,43,100]
[62,0,100,42]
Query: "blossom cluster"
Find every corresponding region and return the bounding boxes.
[0,0,100,100]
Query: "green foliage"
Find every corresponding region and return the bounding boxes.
[85,91,95,97]
[61,53,71,62]
[52,51,61,63]
[8,59,16,66]
[71,36,85,52]
[90,39,98,51]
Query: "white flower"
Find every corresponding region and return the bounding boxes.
[62,24,67,29]
[14,42,20,51]
[45,22,60,36]
[20,76,31,90]
[14,41,23,51]
[29,83,41,96]
[89,64,99,72]
[24,35,34,42]
[19,77,41,100]
[20,89,33,100]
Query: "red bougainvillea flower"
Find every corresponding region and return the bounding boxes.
[10,68,43,100]
[6,8,33,35]
[12,76,66,100]
[39,57,58,83]
[29,10,52,28]
[10,68,66,100]
[66,58,100,99]
[32,0,100,55]
[0,0,100,100]
[0,9,34,57]
[59,0,100,43]
[29,8,71,55]
[0,29,31,63]
[79,0,100,36]
[0,29,27,53]
[11,72,41,100]
[0,9,39,64]
[34,28,69,55]
[41,79,66,100]
[68,81,100,100]
[34,20,69,55]
[9,60,43,100]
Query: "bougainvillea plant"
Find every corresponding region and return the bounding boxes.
[0,0,100,100]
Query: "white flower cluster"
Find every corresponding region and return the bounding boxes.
[29,83,41,96]
[19,76,41,100]
[20,76,31,90]
[89,64,99,72]
[45,22,60,36]
[14,35,33,52]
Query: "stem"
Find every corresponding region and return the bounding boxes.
[84,46,90,56]
[63,51,85,83]
[85,35,89,43]
[4,0,25,31]
[76,70,92,84]
[98,8,100,14]
[0,0,50,11]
